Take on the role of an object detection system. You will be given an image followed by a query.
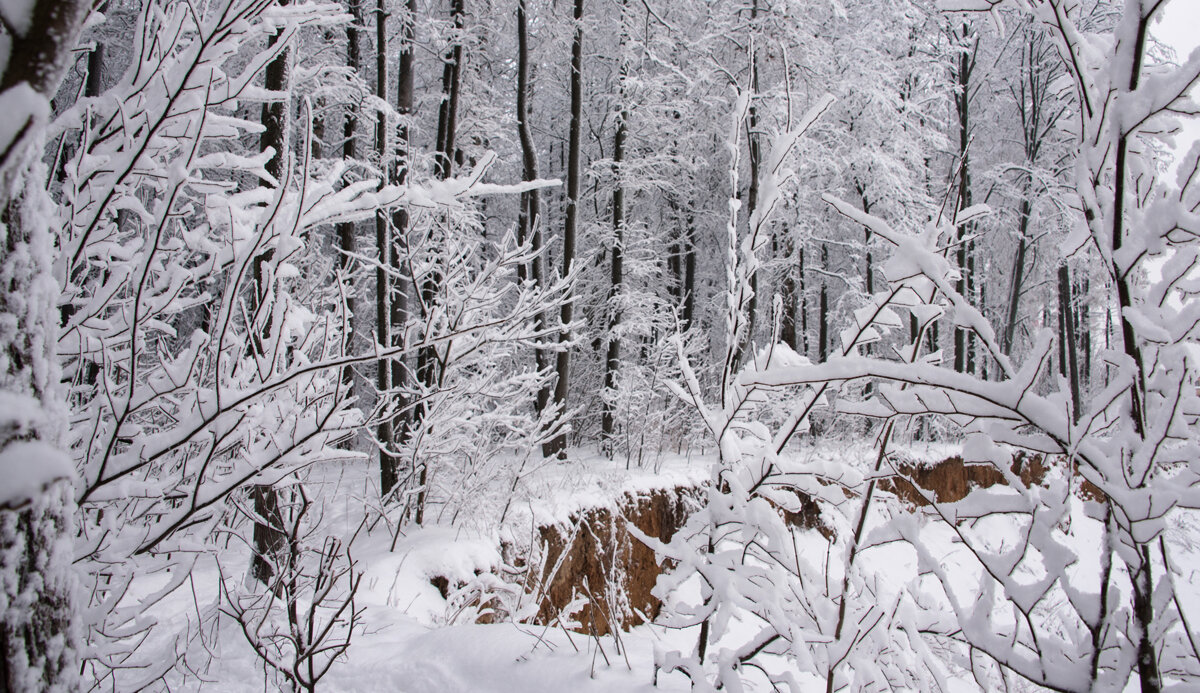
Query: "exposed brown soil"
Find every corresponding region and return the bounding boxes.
[880,452,1047,506]
[880,452,1104,506]
[431,450,1105,632]
[528,486,701,635]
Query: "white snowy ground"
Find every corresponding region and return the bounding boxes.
[143,439,1199,692]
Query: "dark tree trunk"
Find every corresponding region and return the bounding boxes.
[516,0,549,416]
[545,0,584,459]
[966,242,976,374]
[601,43,628,454]
[1078,273,1090,389]
[1058,263,1081,422]
[952,23,976,374]
[819,245,829,363]
[1002,196,1030,356]
[251,2,291,585]
[336,0,362,392]
[388,0,417,497]
[780,233,798,351]
[434,0,465,181]
[0,4,89,687]
[372,0,400,496]
[683,211,696,329]
[86,43,104,98]
[411,0,464,520]
[736,0,762,367]
[800,246,808,356]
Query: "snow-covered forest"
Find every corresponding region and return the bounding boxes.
[2,0,1200,690]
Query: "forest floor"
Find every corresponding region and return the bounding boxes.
[151,440,1200,692]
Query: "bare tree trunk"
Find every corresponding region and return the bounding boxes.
[1001,196,1030,355]
[374,0,399,498]
[411,0,465,519]
[952,22,976,374]
[516,0,549,416]
[736,0,762,367]
[683,211,696,329]
[389,0,416,494]
[0,6,89,687]
[434,0,465,181]
[1078,273,1091,390]
[799,245,808,356]
[336,0,362,392]
[966,242,976,373]
[1057,263,1081,422]
[1109,14,1159,690]
[780,233,798,351]
[545,0,584,459]
[251,2,291,585]
[601,2,629,455]
[818,244,829,363]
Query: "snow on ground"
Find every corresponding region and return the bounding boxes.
[140,439,1200,691]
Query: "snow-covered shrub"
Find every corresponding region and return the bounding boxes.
[219,483,363,693]
[708,2,1200,689]
[50,1,559,685]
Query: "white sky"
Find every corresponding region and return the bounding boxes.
[1152,0,1200,169]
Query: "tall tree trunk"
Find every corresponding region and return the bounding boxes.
[1001,196,1031,355]
[412,0,465,519]
[1,7,92,687]
[374,0,399,499]
[388,0,417,498]
[819,244,829,363]
[545,0,584,459]
[683,211,696,329]
[966,242,976,373]
[1078,273,1091,389]
[601,2,629,454]
[857,187,874,367]
[780,232,798,351]
[1110,13,1158,689]
[736,0,762,367]
[516,0,549,416]
[952,23,976,374]
[336,0,362,392]
[251,2,291,585]
[1058,263,1081,422]
[434,0,465,181]
[799,245,808,357]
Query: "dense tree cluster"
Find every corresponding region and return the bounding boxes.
[1,0,1197,690]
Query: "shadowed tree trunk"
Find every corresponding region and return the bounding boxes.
[336,0,362,393]
[601,0,630,455]
[516,0,550,416]
[251,0,291,585]
[736,0,762,368]
[799,246,808,356]
[952,22,976,374]
[545,0,584,459]
[683,210,696,329]
[387,0,417,502]
[818,244,829,363]
[0,2,90,689]
[413,0,464,520]
[780,232,798,351]
[374,0,399,500]
[1058,262,1081,422]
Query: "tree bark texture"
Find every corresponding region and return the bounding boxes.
[545,0,583,459]
[0,1,90,690]
[251,1,291,585]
